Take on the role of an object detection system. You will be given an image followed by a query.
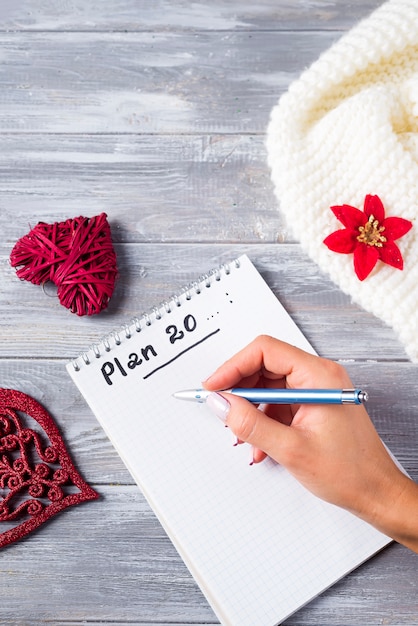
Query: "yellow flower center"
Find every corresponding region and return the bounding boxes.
[357,215,387,247]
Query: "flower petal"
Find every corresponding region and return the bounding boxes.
[364,195,385,222]
[330,204,365,229]
[323,229,357,253]
[353,244,379,280]
[379,240,404,269]
[382,216,413,241]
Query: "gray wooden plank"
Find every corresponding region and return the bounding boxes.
[1,244,411,361]
[0,134,284,243]
[0,359,132,485]
[283,542,418,626]
[0,0,383,32]
[1,358,417,485]
[0,485,416,625]
[0,31,341,134]
[4,354,410,625]
[0,485,217,624]
[0,1,416,624]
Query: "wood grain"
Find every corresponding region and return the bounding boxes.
[1,482,416,626]
[0,1,417,624]
[0,31,340,134]
[0,135,284,243]
[1,358,417,485]
[0,355,417,626]
[0,1,383,32]
[2,244,411,361]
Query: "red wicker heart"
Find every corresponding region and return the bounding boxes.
[10,213,118,316]
[0,388,98,548]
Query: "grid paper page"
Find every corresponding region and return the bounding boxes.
[67,255,391,626]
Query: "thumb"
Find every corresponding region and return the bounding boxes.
[206,392,299,464]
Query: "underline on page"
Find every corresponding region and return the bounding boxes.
[143,328,221,380]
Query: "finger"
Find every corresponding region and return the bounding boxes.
[250,402,295,463]
[206,392,300,465]
[203,335,319,391]
[204,335,354,391]
[251,446,268,464]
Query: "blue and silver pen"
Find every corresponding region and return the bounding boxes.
[172,388,368,405]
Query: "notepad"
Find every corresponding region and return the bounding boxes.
[66,254,391,626]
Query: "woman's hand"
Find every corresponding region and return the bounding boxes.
[204,335,418,553]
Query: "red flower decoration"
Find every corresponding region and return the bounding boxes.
[323,195,413,281]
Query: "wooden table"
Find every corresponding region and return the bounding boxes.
[1,1,417,624]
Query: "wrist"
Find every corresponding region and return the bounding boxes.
[360,469,418,553]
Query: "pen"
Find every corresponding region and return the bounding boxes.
[172,388,368,405]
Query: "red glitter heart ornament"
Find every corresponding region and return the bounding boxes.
[0,388,98,548]
[10,213,118,316]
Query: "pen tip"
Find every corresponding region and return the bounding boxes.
[172,389,210,402]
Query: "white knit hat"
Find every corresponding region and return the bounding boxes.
[266,0,418,362]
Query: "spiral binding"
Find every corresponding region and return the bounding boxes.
[70,258,241,371]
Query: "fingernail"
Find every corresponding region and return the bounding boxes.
[249,446,255,466]
[206,392,230,423]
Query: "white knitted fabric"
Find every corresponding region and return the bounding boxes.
[266,0,418,362]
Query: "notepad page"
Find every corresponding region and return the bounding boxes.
[67,255,391,626]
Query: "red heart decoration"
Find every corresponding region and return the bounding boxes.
[0,388,98,548]
[10,213,118,316]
